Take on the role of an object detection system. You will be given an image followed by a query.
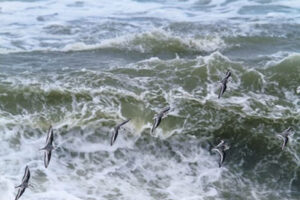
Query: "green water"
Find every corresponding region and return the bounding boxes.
[1,1,300,200]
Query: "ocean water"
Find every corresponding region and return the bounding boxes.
[0,0,300,199]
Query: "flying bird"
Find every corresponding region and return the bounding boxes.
[151,106,170,133]
[40,125,54,168]
[277,127,293,150]
[111,119,131,146]
[212,140,230,167]
[218,70,231,99]
[15,166,30,200]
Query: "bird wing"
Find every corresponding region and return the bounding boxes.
[282,128,292,136]
[161,106,170,115]
[225,71,231,79]
[15,187,26,200]
[44,150,52,168]
[22,166,30,182]
[48,129,54,145]
[282,136,289,150]
[218,83,227,99]
[117,119,130,128]
[46,125,52,143]
[216,140,225,148]
[151,116,161,133]
[212,148,224,167]
[111,129,119,146]
[277,134,285,140]
[151,118,157,133]
[24,166,30,183]
[221,151,226,167]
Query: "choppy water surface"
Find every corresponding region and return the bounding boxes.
[0,0,300,199]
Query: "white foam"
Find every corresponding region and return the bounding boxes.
[61,29,225,53]
[1,36,299,199]
[1,0,299,52]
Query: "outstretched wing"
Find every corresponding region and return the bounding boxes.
[151,116,161,133]
[111,119,130,146]
[159,106,170,115]
[221,151,226,167]
[277,134,285,140]
[151,118,157,133]
[216,140,225,148]
[117,119,130,128]
[22,166,30,183]
[44,151,52,168]
[48,129,54,146]
[212,148,225,168]
[277,134,288,150]
[225,71,231,79]
[15,188,26,200]
[218,83,227,99]
[282,127,292,137]
[282,137,289,150]
[46,125,52,143]
[111,129,119,146]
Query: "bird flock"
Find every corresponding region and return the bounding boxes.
[13,70,295,200]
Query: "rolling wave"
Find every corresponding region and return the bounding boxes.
[1,0,300,199]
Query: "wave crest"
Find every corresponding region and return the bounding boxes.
[62,29,225,54]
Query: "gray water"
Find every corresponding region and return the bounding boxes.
[0,0,300,199]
